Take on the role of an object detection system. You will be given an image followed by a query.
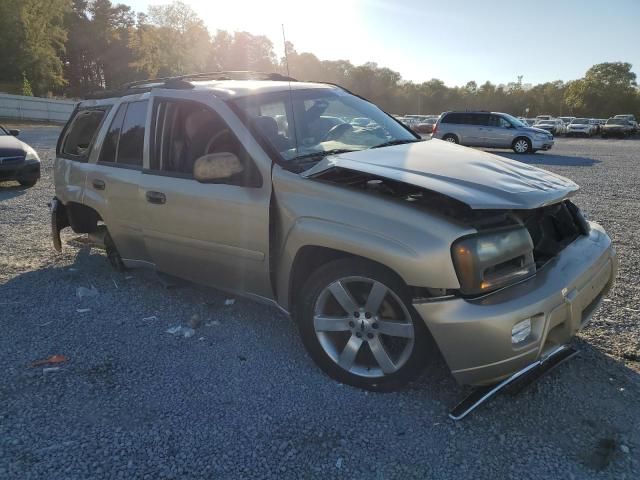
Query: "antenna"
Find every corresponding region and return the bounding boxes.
[282,24,299,157]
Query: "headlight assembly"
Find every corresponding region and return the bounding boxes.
[451,227,536,295]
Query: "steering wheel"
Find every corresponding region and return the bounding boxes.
[323,123,353,142]
[205,129,230,154]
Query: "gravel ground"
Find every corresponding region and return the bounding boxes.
[1,127,639,479]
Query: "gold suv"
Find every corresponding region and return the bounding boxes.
[51,72,617,392]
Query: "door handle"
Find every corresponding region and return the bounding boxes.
[92,179,105,190]
[146,191,166,205]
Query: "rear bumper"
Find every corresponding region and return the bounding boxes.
[414,222,617,386]
[0,160,40,182]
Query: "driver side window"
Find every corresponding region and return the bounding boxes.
[149,99,261,187]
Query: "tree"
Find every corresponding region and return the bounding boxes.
[0,0,71,95]
[130,1,210,77]
[565,62,638,117]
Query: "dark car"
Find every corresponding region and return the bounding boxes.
[601,118,634,138]
[0,126,41,187]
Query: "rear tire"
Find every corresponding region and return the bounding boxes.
[295,258,432,392]
[442,134,459,144]
[512,137,532,154]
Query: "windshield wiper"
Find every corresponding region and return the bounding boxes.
[370,138,423,149]
[289,148,357,162]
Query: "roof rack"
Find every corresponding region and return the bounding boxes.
[85,71,297,100]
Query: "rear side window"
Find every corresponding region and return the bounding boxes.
[98,100,147,167]
[442,113,462,124]
[60,108,109,160]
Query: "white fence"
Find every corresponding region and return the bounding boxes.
[0,93,76,123]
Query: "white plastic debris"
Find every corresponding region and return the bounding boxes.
[76,286,98,299]
[142,316,158,322]
[224,298,236,306]
[336,457,343,469]
[43,367,61,374]
[620,445,630,454]
[166,325,196,338]
[76,308,91,313]
[198,337,205,341]
[205,320,221,327]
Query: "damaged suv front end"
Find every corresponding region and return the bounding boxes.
[292,137,617,387]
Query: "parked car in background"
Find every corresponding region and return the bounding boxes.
[0,125,41,187]
[414,115,439,134]
[524,118,537,126]
[432,111,554,153]
[589,119,602,135]
[558,116,575,126]
[601,117,635,138]
[50,73,616,393]
[535,118,565,136]
[350,117,372,127]
[566,118,595,137]
[614,114,636,123]
[535,115,552,122]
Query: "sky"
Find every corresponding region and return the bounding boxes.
[126,0,640,87]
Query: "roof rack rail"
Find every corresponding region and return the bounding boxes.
[84,71,297,100]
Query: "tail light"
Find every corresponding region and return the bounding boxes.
[432,123,438,136]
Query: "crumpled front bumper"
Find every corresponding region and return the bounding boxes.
[414,222,617,386]
[0,159,40,182]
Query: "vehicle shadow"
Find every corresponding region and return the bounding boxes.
[0,182,27,201]
[487,151,601,167]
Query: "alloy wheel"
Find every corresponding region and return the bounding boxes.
[313,276,415,378]
[514,139,529,153]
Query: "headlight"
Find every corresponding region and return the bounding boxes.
[535,133,550,139]
[24,146,40,162]
[451,227,536,295]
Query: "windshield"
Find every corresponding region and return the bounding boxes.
[571,118,590,124]
[231,88,418,168]
[606,118,627,125]
[502,113,527,127]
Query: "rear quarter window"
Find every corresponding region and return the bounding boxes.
[58,107,109,161]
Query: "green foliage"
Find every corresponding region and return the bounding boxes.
[0,0,71,95]
[22,73,34,97]
[0,0,638,120]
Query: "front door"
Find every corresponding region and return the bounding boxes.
[139,91,273,299]
[485,114,515,148]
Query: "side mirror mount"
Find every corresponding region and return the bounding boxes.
[193,152,244,183]
[9,129,19,136]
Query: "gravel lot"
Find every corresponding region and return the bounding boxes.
[1,126,639,479]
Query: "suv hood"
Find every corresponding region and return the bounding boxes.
[303,139,578,210]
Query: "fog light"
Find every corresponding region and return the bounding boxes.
[512,318,532,344]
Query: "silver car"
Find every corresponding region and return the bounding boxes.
[433,111,554,153]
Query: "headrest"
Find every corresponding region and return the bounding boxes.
[252,116,279,137]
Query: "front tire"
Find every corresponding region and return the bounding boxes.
[442,134,459,144]
[296,258,432,391]
[18,179,37,188]
[512,137,532,154]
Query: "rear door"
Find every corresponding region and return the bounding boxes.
[55,105,110,206]
[138,90,273,299]
[464,113,490,146]
[83,99,151,264]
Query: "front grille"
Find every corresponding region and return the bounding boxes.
[520,200,586,266]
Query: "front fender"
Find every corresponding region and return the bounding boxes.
[275,217,461,310]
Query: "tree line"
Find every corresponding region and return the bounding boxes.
[1,0,638,119]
